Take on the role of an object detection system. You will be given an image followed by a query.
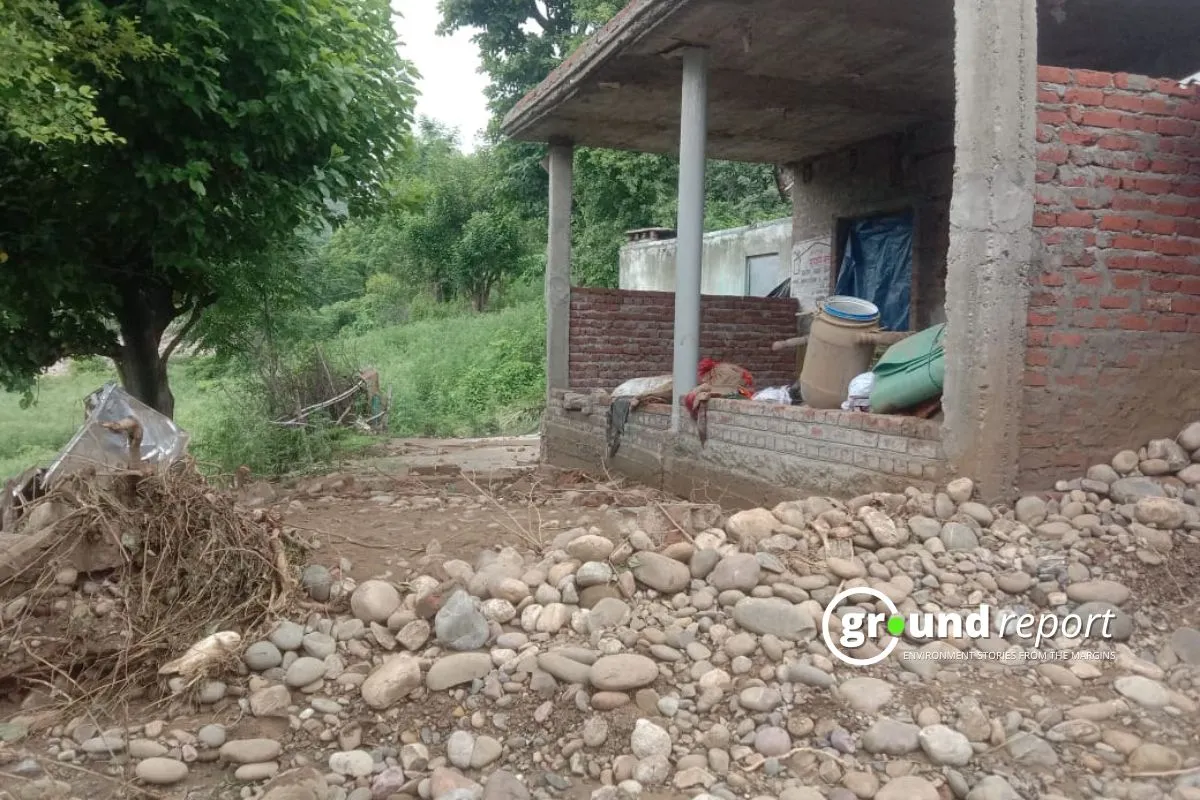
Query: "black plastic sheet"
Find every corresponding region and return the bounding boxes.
[834,211,913,331]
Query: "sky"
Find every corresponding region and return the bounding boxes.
[391,1,491,151]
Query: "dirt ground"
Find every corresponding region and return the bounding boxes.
[3,435,1198,800]
[0,436,692,800]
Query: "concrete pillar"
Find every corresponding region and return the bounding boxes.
[942,0,1036,501]
[671,47,709,431]
[545,139,573,397]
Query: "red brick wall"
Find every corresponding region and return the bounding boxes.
[568,288,799,391]
[1024,66,1200,487]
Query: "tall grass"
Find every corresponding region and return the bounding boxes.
[0,300,546,481]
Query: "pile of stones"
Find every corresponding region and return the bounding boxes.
[4,424,1200,800]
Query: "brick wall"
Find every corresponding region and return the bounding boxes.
[1025,66,1200,487]
[568,287,799,391]
[789,122,953,329]
[543,390,945,504]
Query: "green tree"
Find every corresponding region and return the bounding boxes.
[0,0,161,146]
[438,0,791,288]
[0,0,416,415]
[396,140,532,310]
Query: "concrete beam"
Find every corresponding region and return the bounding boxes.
[604,56,953,120]
[941,0,1036,502]
[671,48,708,432]
[545,140,573,396]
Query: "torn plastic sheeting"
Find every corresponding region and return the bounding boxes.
[834,211,913,332]
[43,382,190,488]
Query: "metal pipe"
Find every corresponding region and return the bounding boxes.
[671,47,709,432]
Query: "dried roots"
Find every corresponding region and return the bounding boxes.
[0,465,299,714]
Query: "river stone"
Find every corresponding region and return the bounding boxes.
[566,535,615,562]
[587,598,631,632]
[538,651,594,684]
[236,762,280,782]
[739,686,782,712]
[301,565,333,602]
[219,738,282,764]
[1015,496,1048,525]
[1134,496,1187,529]
[361,655,421,709]
[285,657,325,688]
[753,726,791,757]
[725,508,778,546]
[589,654,659,691]
[908,515,943,541]
[731,597,814,640]
[631,720,671,759]
[1128,743,1183,773]
[329,749,374,777]
[135,758,188,785]
[350,580,401,624]
[244,641,283,671]
[630,552,691,593]
[1110,477,1165,504]
[250,685,291,717]
[435,590,490,651]
[1065,580,1130,605]
[861,507,907,546]
[268,620,304,652]
[1114,675,1170,708]
[1007,734,1058,767]
[707,554,761,592]
[862,719,920,755]
[918,725,973,766]
[940,522,979,551]
[427,653,494,691]
[575,561,614,587]
[1171,628,1200,665]
[300,631,336,659]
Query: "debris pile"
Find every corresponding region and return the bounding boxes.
[0,467,298,709]
[0,383,300,713]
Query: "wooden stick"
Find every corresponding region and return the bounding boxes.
[772,336,808,351]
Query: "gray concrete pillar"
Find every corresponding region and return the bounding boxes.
[545,139,573,397]
[942,0,1036,501]
[671,47,709,431]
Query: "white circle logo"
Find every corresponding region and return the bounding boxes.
[822,586,902,667]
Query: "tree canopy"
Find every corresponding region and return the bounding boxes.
[0,0,416,414]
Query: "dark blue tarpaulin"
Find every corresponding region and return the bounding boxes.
[834,211,913,331]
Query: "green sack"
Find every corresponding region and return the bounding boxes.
[869,324,946,413]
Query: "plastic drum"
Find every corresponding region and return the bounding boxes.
[823,295,880,323]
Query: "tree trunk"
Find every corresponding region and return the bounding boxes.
[113,285,177,417]
[115,332,174,417]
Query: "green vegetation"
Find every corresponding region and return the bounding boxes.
[0,0,790,482]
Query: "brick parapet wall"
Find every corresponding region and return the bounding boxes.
[544,390,945,502]
[568,288,799,391]
[1026,66,1200,487]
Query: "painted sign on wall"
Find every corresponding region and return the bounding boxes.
[791,237,832,312]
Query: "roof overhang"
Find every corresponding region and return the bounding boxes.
[502,0,955,163]
[501,0,1200,164]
